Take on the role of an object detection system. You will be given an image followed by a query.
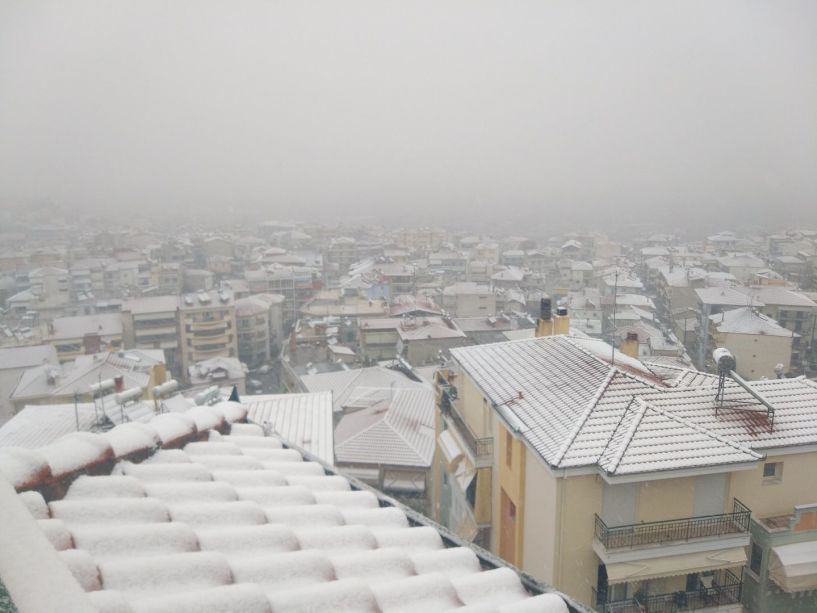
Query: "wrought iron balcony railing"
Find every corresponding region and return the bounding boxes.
[438,379,494,465]
[594,499,751,550]
[593,569,743,613]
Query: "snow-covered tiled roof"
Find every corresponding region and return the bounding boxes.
[0,401,572,613]
[244,392,334,465]
[451,335,817,477]
[710,307,797,337]
[597,399,761,475]
[0,400,166,448]
[301,366,429,414]
[334,387,435,468]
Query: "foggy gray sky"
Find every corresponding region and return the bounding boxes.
[1,0,816,230]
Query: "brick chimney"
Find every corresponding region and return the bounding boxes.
[553,306,570,336]
[621,332,639,358]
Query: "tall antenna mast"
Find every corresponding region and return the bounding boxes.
[611,270,618,365]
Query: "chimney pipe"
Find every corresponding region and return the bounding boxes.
[536,296,554,338]
[540,297,552,321]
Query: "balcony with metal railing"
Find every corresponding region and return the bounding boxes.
[593,569,743,613]
[594,499,751,551]
[437,374,494,468]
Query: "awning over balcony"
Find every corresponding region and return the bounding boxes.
[454,456,476,491]
[606,547,747,584]
[769,541,817,592]
[439,430,465,468]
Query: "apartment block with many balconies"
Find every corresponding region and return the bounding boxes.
[178,289,237,380]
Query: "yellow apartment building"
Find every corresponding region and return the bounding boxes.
[179,289,238,379]
[433,301,817,613]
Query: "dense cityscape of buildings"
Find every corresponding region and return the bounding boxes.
[2,212,817,612]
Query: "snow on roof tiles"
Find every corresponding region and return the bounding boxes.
[334,387,435,468]
[0,399,571,613]
[243,392,334,465]
[452,335,817,476]
[710,307,796,337]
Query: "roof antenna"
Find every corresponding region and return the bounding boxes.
[611,270,618,365]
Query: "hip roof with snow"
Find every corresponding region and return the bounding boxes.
[451,336,817,477]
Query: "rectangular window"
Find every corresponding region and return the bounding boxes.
[505,431,513,467]
[750,542,763,575]
[763,462,783,481]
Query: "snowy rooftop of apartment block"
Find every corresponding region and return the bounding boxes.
[451,335,817,477]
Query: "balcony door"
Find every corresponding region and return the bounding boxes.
[693,474,727,517]
[602,482,638,526]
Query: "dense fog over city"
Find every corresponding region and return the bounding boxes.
[1,0,816,231]
[4,4,817,613]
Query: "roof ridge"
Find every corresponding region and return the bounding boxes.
[552,368,618,467]
[560,336,671,390]
[332,368,368,406]
[335,409,391,447]
[604,398,650,474]
[385,413,428,462]
[667,368,694,388]
[335,417,425,465]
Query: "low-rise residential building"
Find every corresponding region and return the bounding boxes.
[10,349,166,412]
[47,313,124,363]
[442,282,496,317]
[187,355,246,394]
[737,286,817,373]
[709,307,797,379]
[358,318,404,362]
[0,344,59,424]
[433,307,817,612]
[717,254,767,284]
[396,316,468,365]
[453,314,534,346]
[334,385,436,513]
[302,296,388,322]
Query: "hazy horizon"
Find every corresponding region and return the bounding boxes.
[1,0,816,230]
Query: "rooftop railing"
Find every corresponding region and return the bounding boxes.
[594,499,751,550]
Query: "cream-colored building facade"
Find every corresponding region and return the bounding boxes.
[434,304,817,613]
[178,289,238,378]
